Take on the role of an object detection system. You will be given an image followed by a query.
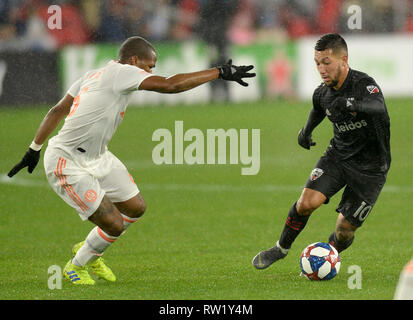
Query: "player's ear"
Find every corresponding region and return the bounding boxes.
[128,56,139,66]
[341,54,348,66]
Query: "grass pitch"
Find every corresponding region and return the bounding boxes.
[0,98,412,300]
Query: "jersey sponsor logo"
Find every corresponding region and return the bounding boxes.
[84,189,98,202]
[334,120,367,133]
[366,85,379,94]
[310,168,324,181]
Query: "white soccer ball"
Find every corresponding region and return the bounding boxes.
[300,242,341,281]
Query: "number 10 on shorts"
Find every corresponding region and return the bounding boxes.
[353,201,372,222]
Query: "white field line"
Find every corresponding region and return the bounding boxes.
[1,174,412,194]
[0,174,49,187]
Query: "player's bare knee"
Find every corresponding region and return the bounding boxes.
[296,198,318,215]
[114,194,147,219]
[296,189,325,215]
[130,197,146,218]
[132,193,147,217]
[136,198,147,217]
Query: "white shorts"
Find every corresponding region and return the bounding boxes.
[44,146,139,221]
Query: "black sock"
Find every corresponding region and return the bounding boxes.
[328,232,354,253]
[278,202,310,250]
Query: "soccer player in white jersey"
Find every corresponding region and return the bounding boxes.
[8,36,255,285]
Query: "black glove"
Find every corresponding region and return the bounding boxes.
[217,59,256,87]
[8,148,41,177]
[298,128,316,150]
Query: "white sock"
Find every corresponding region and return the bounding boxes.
[72,226,118,267]
[121,213,139,231]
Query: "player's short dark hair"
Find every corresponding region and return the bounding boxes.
[118,36,155,62]
[315,33,348,55]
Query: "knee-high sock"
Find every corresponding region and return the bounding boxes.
[278,202,310,250]
[72,227,118,267]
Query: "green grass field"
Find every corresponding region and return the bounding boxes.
[0,98,412,301]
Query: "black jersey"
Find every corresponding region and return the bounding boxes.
[312,69,391,174]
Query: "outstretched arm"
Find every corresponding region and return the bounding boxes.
[139,68,219,94]
[138,60,255,94]
[7,93,74,177]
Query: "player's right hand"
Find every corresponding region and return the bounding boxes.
[298,128,316,150]
[217,59,256,86]
[330,97,356,121]
[7,148,41,178]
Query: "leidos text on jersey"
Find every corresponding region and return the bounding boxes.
[334,119,367,133]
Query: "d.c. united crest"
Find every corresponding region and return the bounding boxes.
[310,168,324,181]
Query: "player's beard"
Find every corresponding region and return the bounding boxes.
[326,65,341,88]
[327,79,338,88]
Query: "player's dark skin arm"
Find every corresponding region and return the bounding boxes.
[33,93,74,145]
[7,93,74,177]
[138,68,220,94]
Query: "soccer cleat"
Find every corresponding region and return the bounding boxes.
[252,244,288,270]
[89,257,116,282]
[72,241,116,282]
[63,260,95,285]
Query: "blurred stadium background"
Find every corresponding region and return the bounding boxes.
[1,0,413,106]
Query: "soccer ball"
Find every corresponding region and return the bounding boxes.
[300,242,341,281]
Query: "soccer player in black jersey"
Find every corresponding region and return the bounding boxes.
[253,33,391,269]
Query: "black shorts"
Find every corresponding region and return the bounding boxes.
[304,154,386,227]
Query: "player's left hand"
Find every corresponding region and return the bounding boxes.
[7,148,41,178]
[217,59,256,87]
